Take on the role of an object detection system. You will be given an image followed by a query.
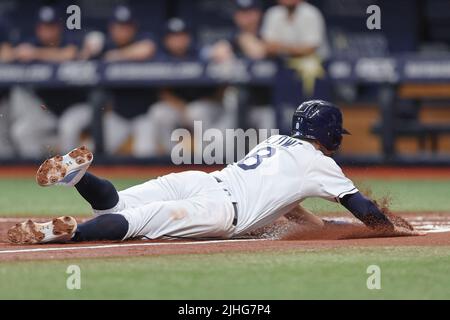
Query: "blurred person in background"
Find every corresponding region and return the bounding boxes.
[0,20,14,158]
[208,0,266,62]
[8,6,84,158]
[12,6,77,63]
[0,20,13,62]
[261,0,329,99]
[62,5,157,156]
[144,17,228,158]
[206,0,275,131]
[81,5,155,61]
[261,0,329,59]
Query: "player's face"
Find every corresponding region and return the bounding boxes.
[109,23,137,47]
[164,32,191,57]
[36,23,62,46]
[234,9,261,32]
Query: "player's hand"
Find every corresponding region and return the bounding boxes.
[392,225,426,237]
[104,50,123,62]
[15,44,37,62]
[210,40,235,63]
[374,224,425,237]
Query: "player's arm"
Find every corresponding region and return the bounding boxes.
[237,33,266,60]
[103,40,155,62]
[0,42,14,62]
[34,45,78,62]
[284,204,324,228]
[340,192,422,236]
[340,192,392,230]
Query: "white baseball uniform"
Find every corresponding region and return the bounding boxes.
[94,135,358,240]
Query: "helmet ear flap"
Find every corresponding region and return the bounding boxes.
[326,126,343,151]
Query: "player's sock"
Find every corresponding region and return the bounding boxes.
[75,172,119,210]
[72,214,129,241]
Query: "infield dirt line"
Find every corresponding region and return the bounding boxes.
[0,238,265,254]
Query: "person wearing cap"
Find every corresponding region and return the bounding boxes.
[102,5,156,62]
[261,0,329,59]
[9,6,87,158]
[0,19,14,158]
[13,6,77,62]
[156,17,198,61]
[0,20,13,62]
[65,5,158,158]
[142,17,227,158]
[206,0,275,131]
[79,5,156,62]
[100,6,157,156]
[207,0,266,63]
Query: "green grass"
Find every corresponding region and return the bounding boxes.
[0,176,449,300]
[0,178,145,217]
[299,179,450,214]
[0,178,449,217]
[0,247,449,299]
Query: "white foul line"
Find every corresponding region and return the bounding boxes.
[0,239,264,255]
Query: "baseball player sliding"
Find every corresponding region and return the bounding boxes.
[8,100,420,244]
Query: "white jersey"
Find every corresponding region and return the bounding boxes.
[211,135,358,235]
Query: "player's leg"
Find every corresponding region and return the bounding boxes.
[8,167,127,244]
[120,171,235,239]
[35,144,197,216]
[75,171,236,242]
[7,213,129,244]
[75,172,119,211]
[9,86,58,158]
[73,171,235,241]
[72,214,129,241]
[103,111,132,154]
[130,113,153,157]
[118,172,236,240]
[8,171,236,243]
[146,101,183,155]
[185,99,223,162]
[35,144,121,212]
[58,103,92,151]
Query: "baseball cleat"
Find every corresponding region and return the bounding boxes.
[36,146,93,187]
[7,216,77,244]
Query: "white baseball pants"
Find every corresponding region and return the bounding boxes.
[92,171,236,240]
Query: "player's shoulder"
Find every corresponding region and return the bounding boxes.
[313,152,346,175]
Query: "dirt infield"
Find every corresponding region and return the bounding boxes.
[1,213,449,262]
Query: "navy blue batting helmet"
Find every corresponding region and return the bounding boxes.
[291,100,350,151]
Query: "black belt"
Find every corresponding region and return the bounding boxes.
[214,176,238,226]
[232,203,238,226]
